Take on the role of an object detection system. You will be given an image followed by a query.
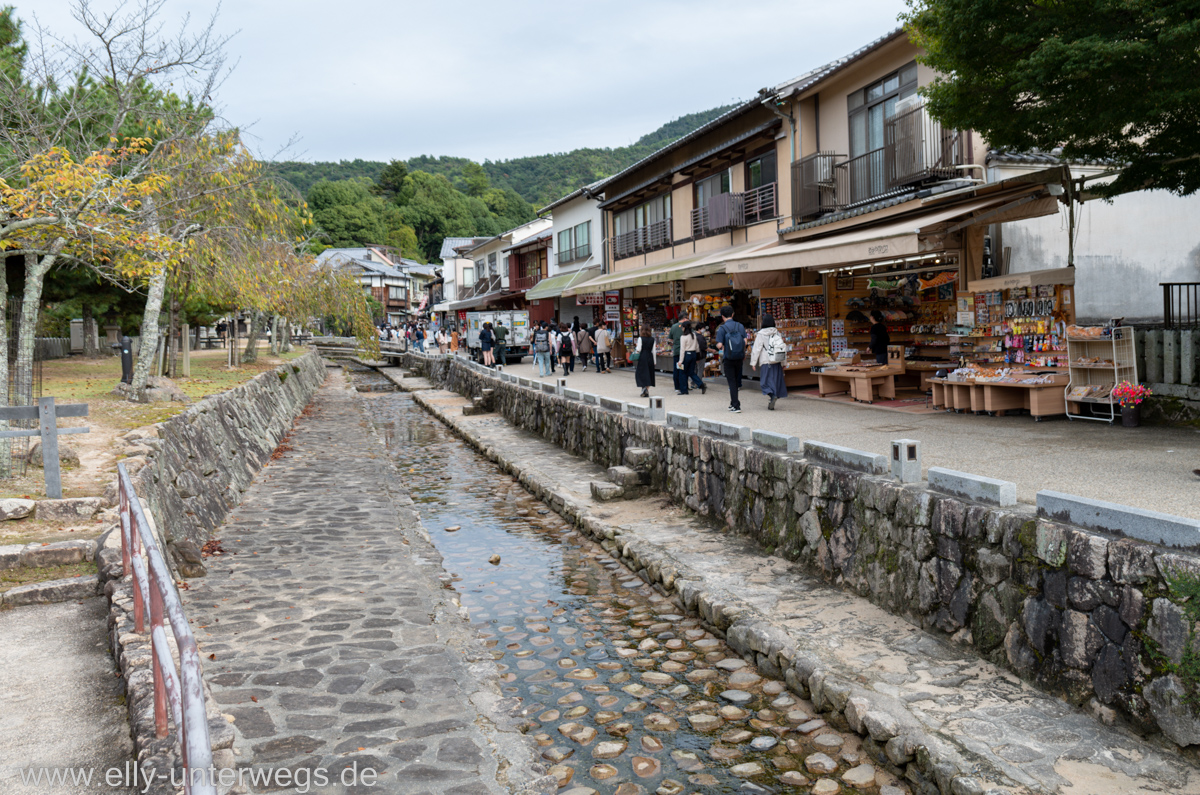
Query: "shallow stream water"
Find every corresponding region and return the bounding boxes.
[359,375,887,795]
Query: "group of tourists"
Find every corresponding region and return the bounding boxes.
[634,305,789,412]
[531,318,614,378]
[379,321,440,354]
[477,320,509,367]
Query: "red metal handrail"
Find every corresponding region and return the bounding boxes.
[118,462,216,795]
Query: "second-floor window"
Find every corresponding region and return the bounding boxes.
[746,152,777,190]
[474,259,485,280]
[488,252,497,276]
[463,267,474,284]
[614,194,671,237]
[557,221,592,264]
[389,286,406,301]
[848,61,918,159]
[694,170,731,210]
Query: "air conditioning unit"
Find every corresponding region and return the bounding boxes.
[892,94,923,118]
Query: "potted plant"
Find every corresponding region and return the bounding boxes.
[1111,381,1152,427]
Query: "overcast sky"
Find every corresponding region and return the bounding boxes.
[27,0,908,164]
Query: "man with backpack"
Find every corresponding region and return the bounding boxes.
[532,321,553,377]
[715,305,746,413]
[493,321,508,366]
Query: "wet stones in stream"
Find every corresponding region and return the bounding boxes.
[365,388,907,794]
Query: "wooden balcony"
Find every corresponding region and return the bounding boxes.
[612,218,672,260]
[791,102,970,223]
[512,271,541,292]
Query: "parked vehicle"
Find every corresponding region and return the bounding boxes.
[465,310,530,363]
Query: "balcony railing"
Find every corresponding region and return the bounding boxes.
[690,183,777,239]
[512,271,542,291]
[1163,283,1200,329]
[793,152,845,222]
[791,101,970,223]
[558,243,592,265]
[886,101,966,188]
[612,217,672,260]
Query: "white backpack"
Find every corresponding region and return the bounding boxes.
[765,331,788,363]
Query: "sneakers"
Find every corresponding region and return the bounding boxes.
[728,406,742,413]
[768,395,777,411]
[699,382,707,394]
[640,389,649,398]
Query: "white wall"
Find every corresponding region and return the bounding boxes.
[993,164,1200,323]
[548,195,603,277]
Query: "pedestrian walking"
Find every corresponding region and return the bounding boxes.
[750,314,788,410]
[450,325,460,354]
[493,321,508,366]
[869,310,890,365]
[715,305,746,413]
[634,324,657,398]
[669,318,685,393]
[436,328,448,354]
[480,322,495,366]
[577,325,593,371]
[678,321,706,395]
[532,321,553,377]
[556,323,577,375]
[415,323,426,352]
[594,323,612,373]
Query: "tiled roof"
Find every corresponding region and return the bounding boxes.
[536,178,608,216]
[439,237,487,259]
[774,28,906,99]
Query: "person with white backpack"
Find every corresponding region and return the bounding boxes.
[750,314,789,410]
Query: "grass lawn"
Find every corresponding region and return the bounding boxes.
[0,344,309,507]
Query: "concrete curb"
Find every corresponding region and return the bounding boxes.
[0,574,100,607]
[411,387,990,795]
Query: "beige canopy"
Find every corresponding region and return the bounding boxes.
[967,267,1076,292]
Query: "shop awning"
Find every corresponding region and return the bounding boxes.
[967,267,1075,292]
[444,291,504,311]
[725,192,1059,274]
[525,266,603,301]
[564,239,776,296]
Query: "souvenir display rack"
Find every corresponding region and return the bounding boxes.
[1065,326,1136,423]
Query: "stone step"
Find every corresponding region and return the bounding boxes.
[608,465,649,487]
[623,447,655,470]
[462,402,491,417]
[0,574,100,607]
[0,539,97,571]
[590,481,626,502]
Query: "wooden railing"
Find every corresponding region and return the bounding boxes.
[512,272,541,291]
[613,218,672,259]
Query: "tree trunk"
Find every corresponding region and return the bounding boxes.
[242,310,264,363]
[269,314,280,356]
[82,303,100,358]
[0,258,9,476]
[280,317,292,353]
[16,243,63,406]
[130,266,168,399]
[166,295,179,378]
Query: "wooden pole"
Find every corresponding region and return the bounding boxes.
[181,323,191,377]
[38,397,61,499]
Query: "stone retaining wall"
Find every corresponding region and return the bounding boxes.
[405,352,1200,752]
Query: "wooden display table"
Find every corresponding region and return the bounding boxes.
[930,378,984,412]
[817,364,903,404]
[931,374,1069,419]
[783,360,829,388]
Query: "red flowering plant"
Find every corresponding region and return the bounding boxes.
[1111,381,1152,408]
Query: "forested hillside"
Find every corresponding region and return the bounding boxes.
[272,104,737,206]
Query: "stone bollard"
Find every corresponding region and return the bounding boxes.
[891,439,921,483]
[556,377,568,395]
[648,396,665,422]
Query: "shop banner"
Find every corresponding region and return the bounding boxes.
[577,294,604,306]
[605,291,621,322]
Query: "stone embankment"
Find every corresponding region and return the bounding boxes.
[398,352,1200,790]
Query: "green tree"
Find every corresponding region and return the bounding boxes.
[462,161,489,197]
[307,178,391,247]
[905,0,1200,196]
[0,5,25,83]
[373,159,410,202]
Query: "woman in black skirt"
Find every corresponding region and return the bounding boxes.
[634,324,657,397]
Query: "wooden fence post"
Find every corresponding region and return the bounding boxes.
[38,397,62,499]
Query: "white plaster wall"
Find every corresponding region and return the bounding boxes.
[549,196,603,276]
[995,165,1200,323]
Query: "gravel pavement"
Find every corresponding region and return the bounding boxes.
[0,598,135,795]
[532,362,1200,519]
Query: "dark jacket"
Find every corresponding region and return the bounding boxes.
[868,322,890,355]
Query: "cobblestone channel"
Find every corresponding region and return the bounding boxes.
[367,385,905,795]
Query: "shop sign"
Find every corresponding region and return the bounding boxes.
[1004,298,1056,318]
[604,291,621,305]
[576,293,604,306]
[669,280,685,303]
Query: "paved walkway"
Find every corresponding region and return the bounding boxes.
[0,598,135,795]
[501,360,1200,519]
[412,384,1200,795]
[183,371,547,795]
